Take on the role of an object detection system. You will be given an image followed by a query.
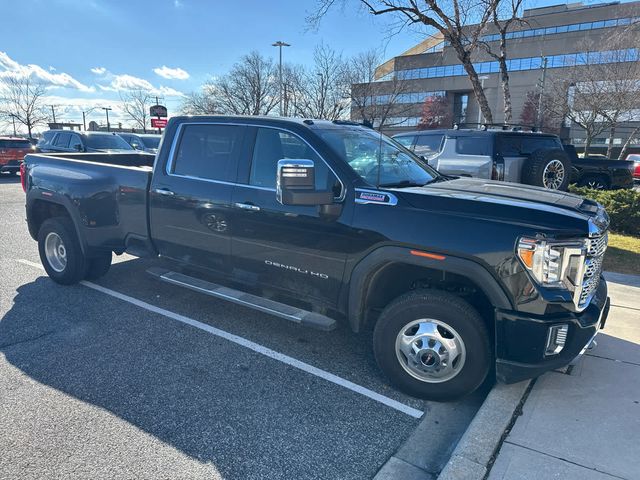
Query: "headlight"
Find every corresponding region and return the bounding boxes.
[517,237,586,289]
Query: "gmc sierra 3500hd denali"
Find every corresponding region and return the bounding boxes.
[22,116,611,401]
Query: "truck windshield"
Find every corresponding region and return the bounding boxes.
[317,127,439,187]
[85,134,134,151]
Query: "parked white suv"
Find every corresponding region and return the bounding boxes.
[394,128,572,190]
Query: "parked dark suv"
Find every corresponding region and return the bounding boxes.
[394,128,572,190]
[37,130,134,153]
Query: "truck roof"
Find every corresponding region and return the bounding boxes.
[170,115,371,131]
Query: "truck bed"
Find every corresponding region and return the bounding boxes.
[24,152,155,256]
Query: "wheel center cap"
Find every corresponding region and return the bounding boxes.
[419,348,440,368]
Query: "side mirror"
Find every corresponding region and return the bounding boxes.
[74,144,83,152]
[276,159,334,206]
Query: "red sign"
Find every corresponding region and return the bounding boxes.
[151,118,168,128]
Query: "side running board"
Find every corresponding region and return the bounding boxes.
[147,267,336,331]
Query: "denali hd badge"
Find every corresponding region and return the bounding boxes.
[355,188,398,206]
[264,260,329,279]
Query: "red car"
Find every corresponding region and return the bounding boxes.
[626,154,640,182]
[0,136,33,175]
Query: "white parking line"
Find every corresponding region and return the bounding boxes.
[17,259,424,419]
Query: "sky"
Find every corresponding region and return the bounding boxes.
[0,0,632,132]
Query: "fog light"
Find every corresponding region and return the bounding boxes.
[545,324,568,356]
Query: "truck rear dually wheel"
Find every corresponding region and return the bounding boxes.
[38,217,87,285]
[373,289,491,401]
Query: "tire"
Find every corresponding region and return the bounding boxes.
[522,149,571,191]
[373,289,491,401]
[37,217,87,285]
[577,174,609,190]
[84,252,112,280]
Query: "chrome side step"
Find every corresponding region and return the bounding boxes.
[147,267,336,331]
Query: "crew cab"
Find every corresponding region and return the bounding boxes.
[22,116,611,401]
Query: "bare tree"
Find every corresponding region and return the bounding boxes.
[215,51,279,115]
[480,0,526,123]
[180,84,221,115]
[618,126,640,160]
[547,42,640,156]
[0,75,48,138]
[348,49,414,129]
[292,45,351,120]
[120,89,152,132]
[310,0,500,123]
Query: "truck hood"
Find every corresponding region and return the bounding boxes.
[395,178,603,233]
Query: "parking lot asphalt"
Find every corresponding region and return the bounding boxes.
[0,176,485,479]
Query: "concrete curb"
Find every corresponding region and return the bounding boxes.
[437,380,532,480]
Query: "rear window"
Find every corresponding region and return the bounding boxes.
[497,135,562,156]
[171,124,244,182]
[414,134,444,156]
[0,139,31,148]
[394,136,415,148]
[455,136,492,155]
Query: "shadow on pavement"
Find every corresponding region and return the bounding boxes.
[0,259,424,479]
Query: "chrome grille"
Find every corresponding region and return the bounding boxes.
[586,232,608,257]
[578,232,608,308]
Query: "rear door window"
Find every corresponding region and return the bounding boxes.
[496,136,522,156]
[414,134,444,156]
[54,133,71,148]
[455,136,492,155]
[171,124,244,182]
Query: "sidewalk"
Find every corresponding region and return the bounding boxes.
[488,274,640,480]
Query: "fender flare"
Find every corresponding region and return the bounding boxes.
[346,246,513,332]
[26,189,90,255]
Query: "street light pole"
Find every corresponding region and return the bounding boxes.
[101,107,112,132]
[9,114,17,136]
[272,41,291,117]
[536,57,548,129]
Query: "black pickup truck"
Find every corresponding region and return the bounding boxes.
[22,116,611,401]
[564,144,634,190]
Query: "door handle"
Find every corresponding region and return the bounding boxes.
[153,188,175,196]
[234,202,261,211]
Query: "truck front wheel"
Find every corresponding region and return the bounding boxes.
[373,289,491,401]
[38,217,87,285]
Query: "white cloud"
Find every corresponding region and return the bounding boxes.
[0,51,94,93]
[153,65,190,80]
[49,66,56,72]
[99,73,184,97]
[91,66,107,75]
[174,0,184,8]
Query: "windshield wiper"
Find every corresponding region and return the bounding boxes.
[422,175,454,186]
[378,180,425,188]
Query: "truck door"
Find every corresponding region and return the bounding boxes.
[149,123,249,274]
[229,126,353,306]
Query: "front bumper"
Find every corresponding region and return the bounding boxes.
[496,277,609,384]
